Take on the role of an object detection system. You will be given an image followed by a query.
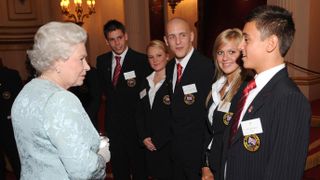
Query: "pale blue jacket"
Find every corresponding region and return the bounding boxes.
[11,79,106,180]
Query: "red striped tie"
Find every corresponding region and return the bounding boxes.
[112,56,121,87]
[176,63,183,84]
[229,79,256,142]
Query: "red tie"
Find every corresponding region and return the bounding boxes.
[229,79,256,142]
[176,63,183,84]
[112,56,121,87]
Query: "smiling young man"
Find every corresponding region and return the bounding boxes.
[96,20,150,180]
[222,5,311,180]
[164,17,215,180]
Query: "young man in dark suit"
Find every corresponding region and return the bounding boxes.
[164,17,215,180]
[0,59,22,179]
[222,5,311,180]
[96,20,150,180]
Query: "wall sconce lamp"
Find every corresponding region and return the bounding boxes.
[60,0,96,26]
[168,0,183,14]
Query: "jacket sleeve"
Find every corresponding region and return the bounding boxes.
[263,91,311,180]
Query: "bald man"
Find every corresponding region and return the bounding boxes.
[164,18,215,179]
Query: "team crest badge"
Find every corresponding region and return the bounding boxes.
[127,78,136,87]
[2,91,11,100]
[223,112,234,125]
[184,94,195,105]
[243,134,260,152]
[163,95,171,105]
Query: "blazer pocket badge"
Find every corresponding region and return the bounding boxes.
[223,112,234,125]
[163,95,171,105]
[184,94,195,105]
[2,91,11,100]
[127,78,136,87]
[243,134,260,152]
[124,71,136,87]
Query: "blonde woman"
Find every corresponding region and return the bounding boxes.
[136,40,173,179]
[202,28,251,180]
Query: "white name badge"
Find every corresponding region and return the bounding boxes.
[139,89,147,99]
[217,102,231,113]
[182,84,197,95]
[124,71,136,80]
[241,118,263,136]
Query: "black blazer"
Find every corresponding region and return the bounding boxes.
[202,80,248,180]
[0,67,22,121]
[0,67,22,179]
[166,50,215,170]
[135,76,173,178]
[96,48,151,140]
[136,77,172,149]
[221,68,311,180]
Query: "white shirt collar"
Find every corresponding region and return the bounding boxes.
[112,46,129,60]
[211,76,227,105]
[255,63,285,89]
[175,47,194,70]
[146,71,165,88]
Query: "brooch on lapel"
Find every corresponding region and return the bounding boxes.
[248,105,253,113]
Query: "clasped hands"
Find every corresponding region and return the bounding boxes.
[98,136,111,163]
[201,167,214,180]
[143,137,157,151]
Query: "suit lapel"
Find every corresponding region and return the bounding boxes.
[166,60,175,95]
[178,51,197,87]
[121,48,132,74]
[142,80,151,110]
[206,98,215,132]
[231,68,288,144]
[105,53,113,83]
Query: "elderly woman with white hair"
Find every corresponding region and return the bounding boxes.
[11,21,110,180]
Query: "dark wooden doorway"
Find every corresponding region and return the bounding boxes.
[197,0,267,58]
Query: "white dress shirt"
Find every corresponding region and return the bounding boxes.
[237,63,285,128]
[146,71,165,108]
[111,47,128,79]
[172,47,194,91]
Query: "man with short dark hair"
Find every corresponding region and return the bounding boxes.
[96,20,150,179]
[222,5,311,180]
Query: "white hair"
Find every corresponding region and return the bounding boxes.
[27,21,87,72]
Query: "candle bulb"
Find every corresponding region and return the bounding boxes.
[60,0,95,25]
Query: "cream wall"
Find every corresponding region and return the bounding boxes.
[0,0,125,80]
[1,0,319,101]
[124,0,150,53]
[58,0,125,67]
[0,0,51,80]
[268,0,320,100]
